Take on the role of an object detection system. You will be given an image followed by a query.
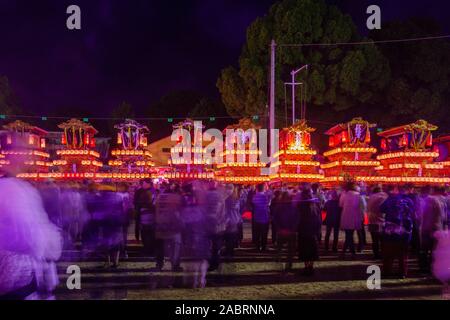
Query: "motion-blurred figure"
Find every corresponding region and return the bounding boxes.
[181,184,209,288]
[223,184,241,258]
[154,183,184,272]
[380,185,414,278]
[419,186,448,273]
[134,179,157,254]
[204,181,228,271]
[367,185,388,259]
[0,178,62,299]
[273,191,298,272]
[117,183,134,259]
[60,182,85,249]
[323,190,342,253]
[85,184,125,268]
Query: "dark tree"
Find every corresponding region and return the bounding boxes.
[217,0,390,127]
[370,18,450,131]
[0,76,21,116]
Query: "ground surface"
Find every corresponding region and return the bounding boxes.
[54,223,446,300]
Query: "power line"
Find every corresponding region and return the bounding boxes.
[0,114,262,121]
[279,34,450,47]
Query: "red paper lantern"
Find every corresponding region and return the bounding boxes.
[328,135,335,147]
[365,130,371,144]
[84,133,90,145]
[426,133,433,147]
[304,132,311,145]
[400,134,408,147]
[90,138,96,148]
[341,131,348,143]
[380,138,387,151]
[61,133,66,145]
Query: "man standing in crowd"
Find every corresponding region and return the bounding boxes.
[339,182,366,259]
[323,190,341,253]
[380,185,414,278]
[252,184,271,252]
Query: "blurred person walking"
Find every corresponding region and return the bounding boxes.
[204,181,228,271]
[154,183,184,272]
[85,184,125,269]
[367,185,388,259]
[223,184,242,258]
[181,184,210,288]
[134,179,157,255]
[419,186,448,273]
[117,183,134,259]
[0,178,62,300]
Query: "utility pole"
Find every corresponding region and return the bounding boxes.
[269,40,276,131]
[269,39,277,155]
[290,65,308,124]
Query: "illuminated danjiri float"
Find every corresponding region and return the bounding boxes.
[46,118,103,180]
[168,119,214,181]
[1,120,51,178]
[270,119,322,184]
[376,120,449,184]
[215,118,269,184]
[105,119,155,181]
[321,117,381,186]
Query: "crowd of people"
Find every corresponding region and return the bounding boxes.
[0,176,449,299]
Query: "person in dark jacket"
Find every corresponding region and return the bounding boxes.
[251,184,271,252]
[273,191,299,271]
[270,190,282,245]
[323,190,342,252]
[297,188,322,276]
[380,185,414,278]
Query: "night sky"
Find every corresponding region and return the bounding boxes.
[1,0,449,120]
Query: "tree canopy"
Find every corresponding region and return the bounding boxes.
[370,18,450,130]
[217,0,390,127]
[0,76,21,116]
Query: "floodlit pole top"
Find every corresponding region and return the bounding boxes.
[291,64,309,76]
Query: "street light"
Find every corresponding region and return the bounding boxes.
[290,65,308,124]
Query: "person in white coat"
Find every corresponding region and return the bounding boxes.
[339,182,366,259]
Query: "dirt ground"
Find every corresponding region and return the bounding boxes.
[54,223,446,300]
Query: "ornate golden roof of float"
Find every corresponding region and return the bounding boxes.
[285,119,316,133]
[225,118,261,131]
[58,118,98,134]
[3,120,48,135]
